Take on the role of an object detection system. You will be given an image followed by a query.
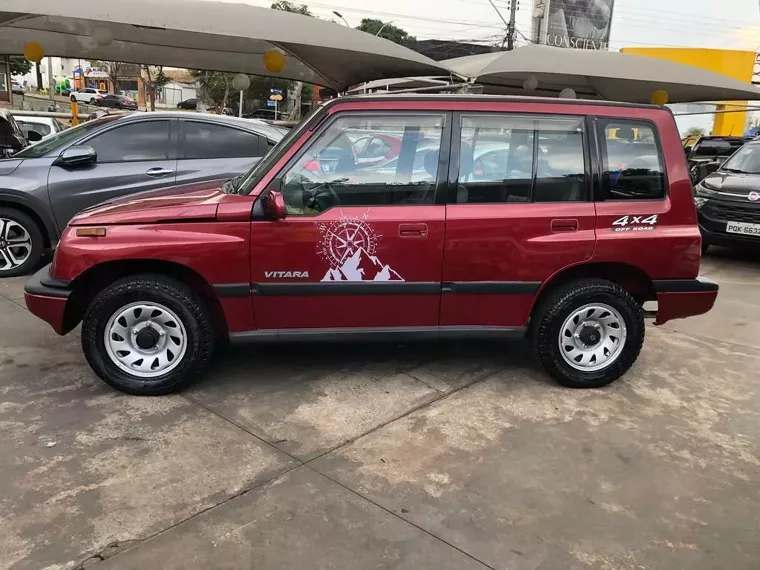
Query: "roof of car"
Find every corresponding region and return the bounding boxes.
[323,93,667,111]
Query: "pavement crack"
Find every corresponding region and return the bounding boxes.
[304,365,506,465]
[305,466,497,570]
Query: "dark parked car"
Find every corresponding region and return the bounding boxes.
[695,139,760,252]
[687,135,751,183]
[0,112,283,276]
[95,94,138,110]
[177,98,197,110]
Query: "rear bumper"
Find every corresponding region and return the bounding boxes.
[651,277,718,325]
[24,264,73,335]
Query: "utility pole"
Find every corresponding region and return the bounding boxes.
[488,0,519,51]
[507,0,518,51]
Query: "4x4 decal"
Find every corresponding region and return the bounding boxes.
[317,212,404,282]
[611,215,659,232]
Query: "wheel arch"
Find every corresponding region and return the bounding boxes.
[530,262,655,320]
[65,259,229,341]
[0,193,58,249]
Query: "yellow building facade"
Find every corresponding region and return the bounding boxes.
[620,47,756,136]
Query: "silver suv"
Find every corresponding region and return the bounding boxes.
[0,112,284,276]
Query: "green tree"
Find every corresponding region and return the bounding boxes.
[686,127,705,137]
[270,1,315,119]
[270,1,312,15]
[356,19,416,44]
[10,57,32,76]
[142,66,168,111]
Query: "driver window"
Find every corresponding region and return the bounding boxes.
[281,114,444,216]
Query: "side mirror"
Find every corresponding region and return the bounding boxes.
[8,134,26,151]
[57,145,97,167]
[26,130,43,143]
[263,188,287,220]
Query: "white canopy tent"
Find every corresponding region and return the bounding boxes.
[443,46,760,104]
[0,0,453,91]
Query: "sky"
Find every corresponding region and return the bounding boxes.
[211,0,760,52]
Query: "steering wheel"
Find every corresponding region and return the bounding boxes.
[305,183,341,212]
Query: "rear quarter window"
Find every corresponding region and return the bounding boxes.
[597,120,666,201]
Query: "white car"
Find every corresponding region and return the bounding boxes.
[70,88,109,105]
[14,115,65,141]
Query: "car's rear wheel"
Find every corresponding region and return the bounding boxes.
[70,95,76,102]
[532,279,645,388]
[89,98,97,105]
[82,275,214,395]
[0,208,44,278]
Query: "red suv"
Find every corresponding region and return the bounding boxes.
[24,96,718,395]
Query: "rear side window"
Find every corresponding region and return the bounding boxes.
[597,120,665,200]
[183,122,265,159]
[87,120,171,163]
[456,114,587,204]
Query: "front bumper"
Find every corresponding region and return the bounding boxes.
[698,200,760,249]
[651,277,719,325]
[24,264,73,335]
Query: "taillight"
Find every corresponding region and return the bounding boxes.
[304,160,320,172]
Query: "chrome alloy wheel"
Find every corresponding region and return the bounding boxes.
[559,303,628,372]
[0,218,32,272]
[104,302,188,378]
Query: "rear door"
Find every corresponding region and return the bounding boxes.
[47,118,177,227]
[175,119,269,186]
[249,111,449,331]
[442,112,596,329]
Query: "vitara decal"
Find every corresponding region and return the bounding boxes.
[611,214,659,232]
[316,212,404,282]
[264,271,310,279]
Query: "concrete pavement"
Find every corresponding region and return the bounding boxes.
[1,248,759,570]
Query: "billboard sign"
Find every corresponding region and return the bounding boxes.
[538,0,615,50]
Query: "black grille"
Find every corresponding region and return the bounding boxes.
[702,201,760,224]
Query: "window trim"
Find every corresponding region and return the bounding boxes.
[448,111,592,205]
[265,110,452,216]
[78,118,177,164]
[592,117,668,203]
[179,119,267,160]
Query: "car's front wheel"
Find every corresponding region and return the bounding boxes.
[0,208,44,278]
[532,279,645,388]
[89,98,97,105]
[70,95,77,102]
[82,275,215,395]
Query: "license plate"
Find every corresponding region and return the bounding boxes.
[726,221,760,236]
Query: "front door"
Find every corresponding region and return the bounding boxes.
[442,112,597,329]
[250,112,449,331]
[48,119,177,228]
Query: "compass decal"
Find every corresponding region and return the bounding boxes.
[316,212,403,282]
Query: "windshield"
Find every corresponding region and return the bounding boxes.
[240,106,324,195]
[720,143,760,174]
[13,116,118,159]
[692,138,747,157]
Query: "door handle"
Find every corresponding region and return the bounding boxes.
[551,219,579,232]
[398,223,428,238]
[145,167,174,177]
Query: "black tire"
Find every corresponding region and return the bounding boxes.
[532,279,645,389]
[89,98,97,105]
[70,94,77,102]
[82,274,215,395]
[701,243,710,255]
[0,207,44,278]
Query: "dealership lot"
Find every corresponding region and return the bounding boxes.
[1,249,759,570]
